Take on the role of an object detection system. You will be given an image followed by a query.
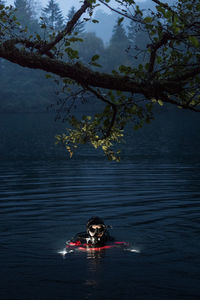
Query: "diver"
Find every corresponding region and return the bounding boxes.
[69,216,114,247]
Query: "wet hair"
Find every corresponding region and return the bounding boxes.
[86,216,105,229]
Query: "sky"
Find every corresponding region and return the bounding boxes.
[6,0,110,13]
[5,0,149,43]
[6,0,147,15]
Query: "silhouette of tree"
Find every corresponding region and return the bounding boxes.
[105,18,129,70]
[41,0,64,31]
[14,0,38,31]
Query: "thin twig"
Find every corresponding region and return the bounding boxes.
[85,85,118,137]
[39,0,90,55]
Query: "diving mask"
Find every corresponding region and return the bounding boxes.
[88,225,106,236]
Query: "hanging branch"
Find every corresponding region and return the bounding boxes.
[85,85,118,138]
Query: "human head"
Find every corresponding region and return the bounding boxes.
[86,216,106,238]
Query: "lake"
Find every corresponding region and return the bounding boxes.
[0,112,200,299]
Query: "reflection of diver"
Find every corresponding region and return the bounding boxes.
[70,216,114,247]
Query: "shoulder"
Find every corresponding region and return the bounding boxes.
[105,230,115,241]
[71,232,88,242]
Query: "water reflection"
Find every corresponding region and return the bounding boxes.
[84,250,106,299]
[84,279,97,287]
[87,249,106,267]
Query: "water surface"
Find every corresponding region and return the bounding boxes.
[0,112,200,299]
[1,159,200,300]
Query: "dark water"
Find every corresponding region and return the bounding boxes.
[0,113,200,300]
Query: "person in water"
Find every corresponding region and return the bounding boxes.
[70,216,114,247]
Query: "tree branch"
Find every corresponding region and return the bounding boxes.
[98,0,144,23]
[0,33,200,112]
[158,92,200,112]
[167,67,200,83]
[39,0,91,55]
[0,40,143,93]
[151,0,176,13]
[5,38,54,58]
[148,32,170,73]
[86,85,118,137]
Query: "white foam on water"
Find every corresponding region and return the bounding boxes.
[57,245,140,256]
[57,248,74,256]
[126,247,140,253]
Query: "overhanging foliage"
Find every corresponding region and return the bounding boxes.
[0,0,200,160]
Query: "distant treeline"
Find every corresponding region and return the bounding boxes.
[0,0,147,112]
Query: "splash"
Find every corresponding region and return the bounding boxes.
[57,244,140,255]
[126,247,140,253]
[57,248,74,256]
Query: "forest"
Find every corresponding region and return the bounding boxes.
[0,0,139,113]
[0,0,199,160]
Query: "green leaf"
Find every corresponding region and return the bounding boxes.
[145,63,149,71]
[188,36,199,47]
[165,10,172,18]
[158,100,164,106]
[41,23,46,29]
[65,47,79,59]
[91,54,100,61]
[144,17,153,23]
[36,34,41,40]
[68,37,83,43]
[157,6,165,14]
[118,17,124,25]
[90,62,102,68]
[156,56,162,64]
[138,64,143,71]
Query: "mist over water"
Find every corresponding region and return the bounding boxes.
[0,112,200,299]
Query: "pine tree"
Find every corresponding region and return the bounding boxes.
[78,32,104,63]
[41,0,64,31]
[14,0,38,31]
[105,19,129,71]
[14,0,33,26]
[110,19,129,48]
[66,6,85,34]
[127,20,136,48]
